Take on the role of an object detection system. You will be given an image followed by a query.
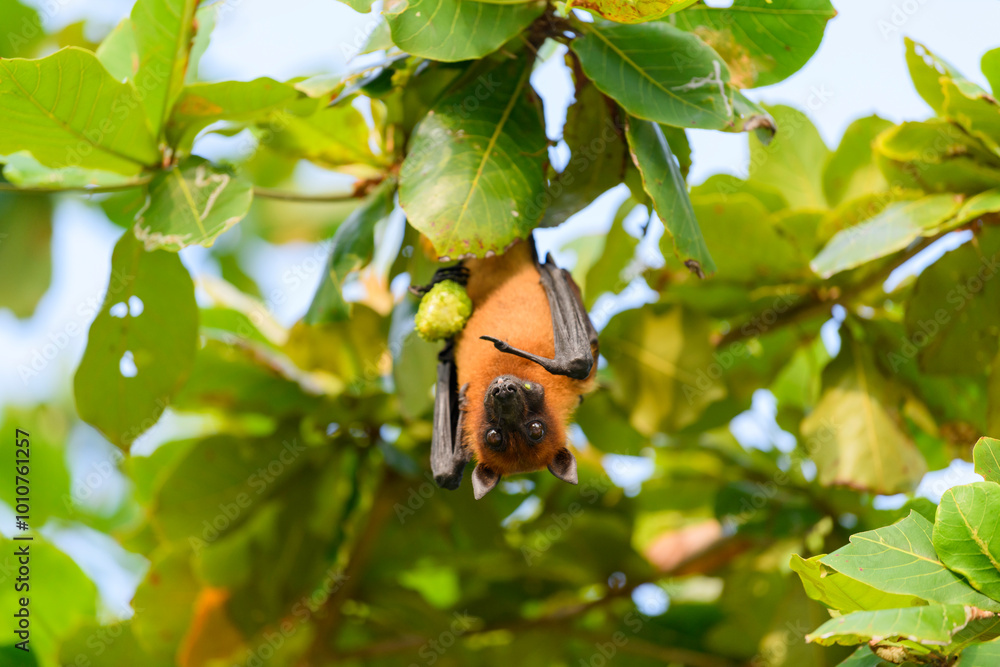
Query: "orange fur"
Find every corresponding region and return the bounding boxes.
[454,242,595,476]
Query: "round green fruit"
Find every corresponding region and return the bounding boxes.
[415,280,473,342]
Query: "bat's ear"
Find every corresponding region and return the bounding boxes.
[472,464,501,499]
[547,447,578,485]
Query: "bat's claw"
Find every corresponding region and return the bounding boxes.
[480,335,509,351]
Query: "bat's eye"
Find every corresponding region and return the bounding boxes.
[527,421,545,440]
[486,429,502,447]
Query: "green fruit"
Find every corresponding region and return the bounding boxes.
[415,280,473,342]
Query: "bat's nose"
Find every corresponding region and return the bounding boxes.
[490,380,518,400]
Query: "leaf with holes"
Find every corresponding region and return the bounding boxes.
[821,511,1000,611]
[905,37,985,115]
[384,0,544,62]
[672,0,836,89]
[73,231,198,451]
[306,179,396,324]
[134,157,253,251]
[934,482,1000,601]
[130,0,199,138]
[399,58,546,259]
[0,48,159,175]
[626,116,715,276]
[571,21,733,130]
[975,437,1000,484]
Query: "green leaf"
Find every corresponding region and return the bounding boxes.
[811,194,961,278]
[0,407,72,526]
[790,554,923,613]
[131,548,200,661]
[1,151,139,189]
[836,647,890,667]
[384,0,544,62]
[942,80,1000,160]
[0,192,51,318]
[626,116,715,276]
[571,0,697,24]
[166,78,320,152]
[905,37,984,115]
[934,482,1000,600]
[399,58,546,259]
[983,47,1000,96]
[96,18,138,81]
[974,437,1000,484]
[338,0,376,12]
[689,192,807,282]
[875,119,1000,195]
[823,115,894,207]
[821,511,1000,612]
[0,48,159,175]
[903,227,1000,374]
[186,2,217,84]
[957,639,1000,665]
[671,0,836,89]
[801,328,926,495]
[58,621,172,667]
[540,77,628,228]
[602,303,725,435]
[134,156,253,251]
[74,231,198,450]
[265,104,382,170]
[306,179,395,324]
[748,105,830,209]
[0,0,44,58]
[582,197,640,306]
[571,21,734,130]
[807,604,994,648]
[130,0,199,137]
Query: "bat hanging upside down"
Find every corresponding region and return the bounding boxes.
[413,237,599,499]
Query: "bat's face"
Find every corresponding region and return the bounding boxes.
[467,374,578,499]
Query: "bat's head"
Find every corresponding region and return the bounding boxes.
[468,374,578,499]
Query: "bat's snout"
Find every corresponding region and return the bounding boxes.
[490,378,519,401]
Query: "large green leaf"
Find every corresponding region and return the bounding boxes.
[821,512,1000,612]
[130,0,199,137]
[903,227,1000,374]
[836,647,891,667]
[134,156,254,251]
[58,622,172,667]
[384,0,544,62]
[790,554,924,613]
[626,116,715,276]
[811,194,961,278]
[130,548,200,661]
[957,639,1000,665]
[934,482,1000,600]
[748,104,830,209]
[801,328,926,495]
[0,150,138,189]
[823,115,894,207]
[572,0,697,24]
[942,80,1000,159]
[166,78,320,152]
[74,231,198,450]
[807,604,996,648]
[975,437,1000,484]
[306,179,396,323]
[399,58,546,259]
[571,21,734,130]
[0,192,51,318]
[671,0,836,89]
[0,48,159,175]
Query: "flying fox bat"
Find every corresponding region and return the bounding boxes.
[413,237,599,499]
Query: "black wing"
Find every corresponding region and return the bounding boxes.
[430,341,470,490]
[481,251,598,380]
